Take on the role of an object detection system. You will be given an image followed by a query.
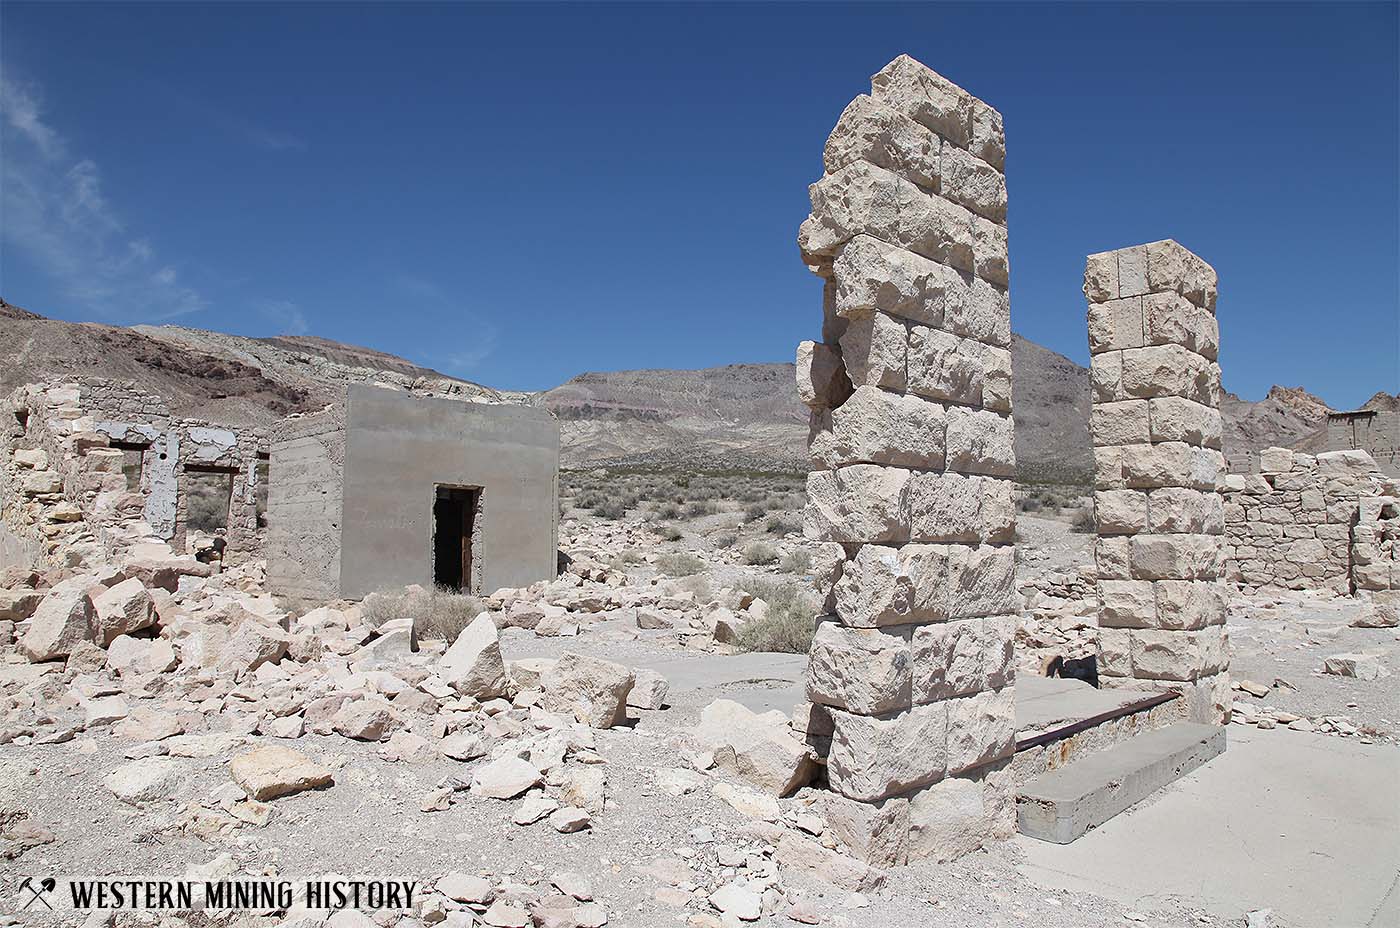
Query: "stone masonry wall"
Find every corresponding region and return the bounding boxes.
[1353,492,1400,624]
[0,379,268,569]
[795,54,1017,865]
[1222,447,1388,595]
[1085,241,1230,725]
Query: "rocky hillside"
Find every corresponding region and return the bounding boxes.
[0,300,497,428]
[0,300,1348,479]
[539,335,1096,481]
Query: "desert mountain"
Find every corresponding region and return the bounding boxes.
[0,300,1344,479]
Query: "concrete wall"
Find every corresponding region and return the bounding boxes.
[267,409,346,606]
[1328,409,1400,478]
[338,386,559,599]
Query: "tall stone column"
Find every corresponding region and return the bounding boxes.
[796,54,1017,865]
[1085,240,1231,725]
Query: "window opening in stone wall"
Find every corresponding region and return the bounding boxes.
[433,485,480,593]
[111,441,148,493]
[186,466,237,534]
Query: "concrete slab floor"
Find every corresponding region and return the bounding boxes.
[1016,725,1400,927]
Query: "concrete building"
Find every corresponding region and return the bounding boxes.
[267,385,560,605]
[1327,407,1399,477]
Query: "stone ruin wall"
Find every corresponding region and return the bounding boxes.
[1352,492,1400,621]
[1084,241,1230,725]
[0,379,268,569]
[1222,445,1400,605]
[794,54,1017,865]
[1328,408,1400,478]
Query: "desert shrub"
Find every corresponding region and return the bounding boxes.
[185,471,233,533]
[1018,497,1042,513]
[361,585,485,641]
[673,573,713,602]
[656,553,706,576]
[592,498,628,520]
[654,502,681,520]
[712,532,738,549]
[779,549,812,574]
[736,579,818,654]
[765,514,800,535]
[685,500,720,519]
[742,541,778,566]
[743,503,767,524]
[1071,506,1096,534]
[658,524,684,542]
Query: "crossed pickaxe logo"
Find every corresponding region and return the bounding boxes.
[17,877,56,911]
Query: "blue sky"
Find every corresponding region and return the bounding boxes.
[2,2,1396,406]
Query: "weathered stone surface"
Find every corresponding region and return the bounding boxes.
[332,699,399,741]
[104,757,184,803]
[694,699,816,797]
[439,613,509,699]
[230,745,333,800]
[807,623,911,715]
[833,543,945,626]
[19,583,94,661]
[800,161,976,275]
[838,311,907,391]
[541,651,634,728]
[471,756,544,799]
[818,792,909,868]
[773,834,887,893]
[825,94,940,190]
[944,687,1015,773]
[1322,653,1389,681]
[626,669,669,710]
[799,53,1015,859]
[826,703,947,802]
[907,326,983,405]
[804,465,910,544]
[907,761,1014,862]
[106,634,177,675]
[904,472,982,543]
[90,577,155,646]
[214,622,290,676]
[912,615,1014,702]
[809,386,946,471]
[796,340,853,410]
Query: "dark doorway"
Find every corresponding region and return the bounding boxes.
[433,486,479,592]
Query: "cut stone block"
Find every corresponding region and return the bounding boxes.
[827,702,947,802]
[807,623,912,715]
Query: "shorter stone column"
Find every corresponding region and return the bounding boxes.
[1085,240,1230,725]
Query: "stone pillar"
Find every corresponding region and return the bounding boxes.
[796,54,1016,865]
[1085,240,1231,725]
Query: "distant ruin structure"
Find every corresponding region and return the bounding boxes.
[795,54,1016,864]
[1326,407,1399,477]
[267,384,560,606]
[1223,446,1399,605]
[1,379,268,569]
[1085,241,1230,725]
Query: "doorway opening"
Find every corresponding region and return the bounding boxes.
[433,485,480,593]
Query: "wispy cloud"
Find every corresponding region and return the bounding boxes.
[1,69,206,320]
[396,274,500,375]
[254,298,310,335]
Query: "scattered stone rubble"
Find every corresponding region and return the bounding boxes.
[794,54,1018,865]
[1085,241,1231,724]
